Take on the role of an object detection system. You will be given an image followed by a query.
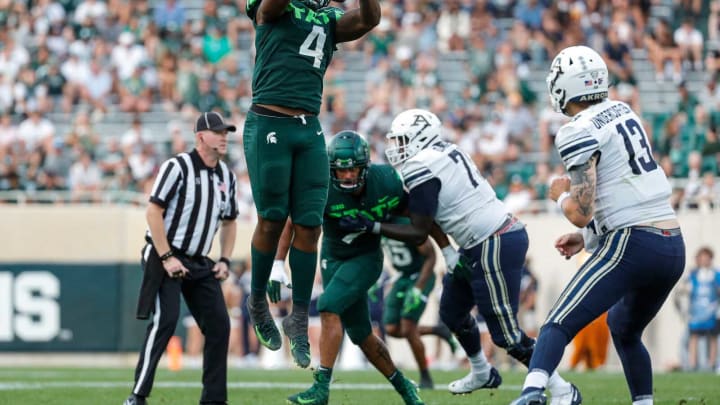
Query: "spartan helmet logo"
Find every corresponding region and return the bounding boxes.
[266,132,277,144]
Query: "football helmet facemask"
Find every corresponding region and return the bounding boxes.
[385,108,442,166]
[328,130,370,193]
[546,45,609,116]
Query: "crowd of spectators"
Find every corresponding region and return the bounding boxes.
[0,0,719,220]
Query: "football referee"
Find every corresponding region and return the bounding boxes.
[124,112,239,405]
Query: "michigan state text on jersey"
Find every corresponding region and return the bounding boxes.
[246,0,344,114]
[288,130,425,405]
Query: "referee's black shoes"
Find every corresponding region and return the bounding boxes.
[123,394,147,405]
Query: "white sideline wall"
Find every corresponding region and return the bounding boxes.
[0,206,717,370]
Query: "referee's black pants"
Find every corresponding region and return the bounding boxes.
[132,247,230,404]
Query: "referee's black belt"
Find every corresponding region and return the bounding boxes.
[145,239,206,261]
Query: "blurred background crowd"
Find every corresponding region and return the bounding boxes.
[1,0,720,220]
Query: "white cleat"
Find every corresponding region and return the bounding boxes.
[447,367,502,395]
[549,383,582,405]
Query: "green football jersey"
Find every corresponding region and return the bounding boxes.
[246,0,344,114]
[381,219,424,277]
[322,164,406,260]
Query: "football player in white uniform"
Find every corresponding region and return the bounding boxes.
[510,46,686,405]
[338,108,578,404]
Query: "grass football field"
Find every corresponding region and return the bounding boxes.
[0,368,717,404]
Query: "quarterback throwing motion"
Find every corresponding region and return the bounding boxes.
[511,46,686,405]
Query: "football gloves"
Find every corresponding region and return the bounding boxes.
[267,260,291,303]
[441,245,473,282]
[368,282,382,303]
[338,215,380,234]
[403,287,428,313]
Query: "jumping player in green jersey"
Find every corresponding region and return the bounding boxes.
[288,131,424,405]
[242,0,380,369]
[381,223,458,390]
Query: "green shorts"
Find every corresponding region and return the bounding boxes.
[383,273,436,325]
[243,110,329,227]
[317,251,383,344]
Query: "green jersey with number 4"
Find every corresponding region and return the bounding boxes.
[322,164,406,260]
[246,0,343,114]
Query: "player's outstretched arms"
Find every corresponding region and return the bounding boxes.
[336,0,381,43]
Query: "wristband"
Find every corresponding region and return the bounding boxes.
[219,257,231,267]
[371,222,381,234]
[159,250,174,261]
[441,245,455,257]
[556,191,571,211]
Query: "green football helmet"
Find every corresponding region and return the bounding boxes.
[328,130,370,193]
[299,0,331,10]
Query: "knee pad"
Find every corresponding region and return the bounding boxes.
[507,342,534,366]
[521,332,536,348]
[440,306,472,333]
[316,294,334,314]
[447,313,476,336]
[607,306,628,337]
[504,331,535,365]
[262,208,290,223]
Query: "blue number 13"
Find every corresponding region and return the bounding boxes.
[616,118,657,175]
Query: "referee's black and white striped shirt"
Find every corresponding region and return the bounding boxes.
[146,149,238,257]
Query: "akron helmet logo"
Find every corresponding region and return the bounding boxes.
[411,114,431,133]
[266,132,278,144]
[578,91,608,102]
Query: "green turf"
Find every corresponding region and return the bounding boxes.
[0,368,717,404]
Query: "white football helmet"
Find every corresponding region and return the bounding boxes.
[385,108,442,166]
[546,45,609,116]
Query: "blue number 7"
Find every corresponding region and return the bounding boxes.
[448,149,479,187]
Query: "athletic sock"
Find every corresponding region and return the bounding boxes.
[469,350,492,376]
[289,246,317,307]
[388,369,406,390]
[251,245,275,296]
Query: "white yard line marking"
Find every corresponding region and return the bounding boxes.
[0,381,523,391]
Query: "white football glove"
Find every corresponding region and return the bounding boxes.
[267,260,291,303]
[270,260,291,288]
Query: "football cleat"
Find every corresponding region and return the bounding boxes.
[123,394,147,405]
[549,383,582,405]
[247,297,281,351]
[287,370,330,405]
[282,313,311,368]
[448,367,502,395]
[419,374,434,390]
[397,377,425,405]
[509,388,548,405]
